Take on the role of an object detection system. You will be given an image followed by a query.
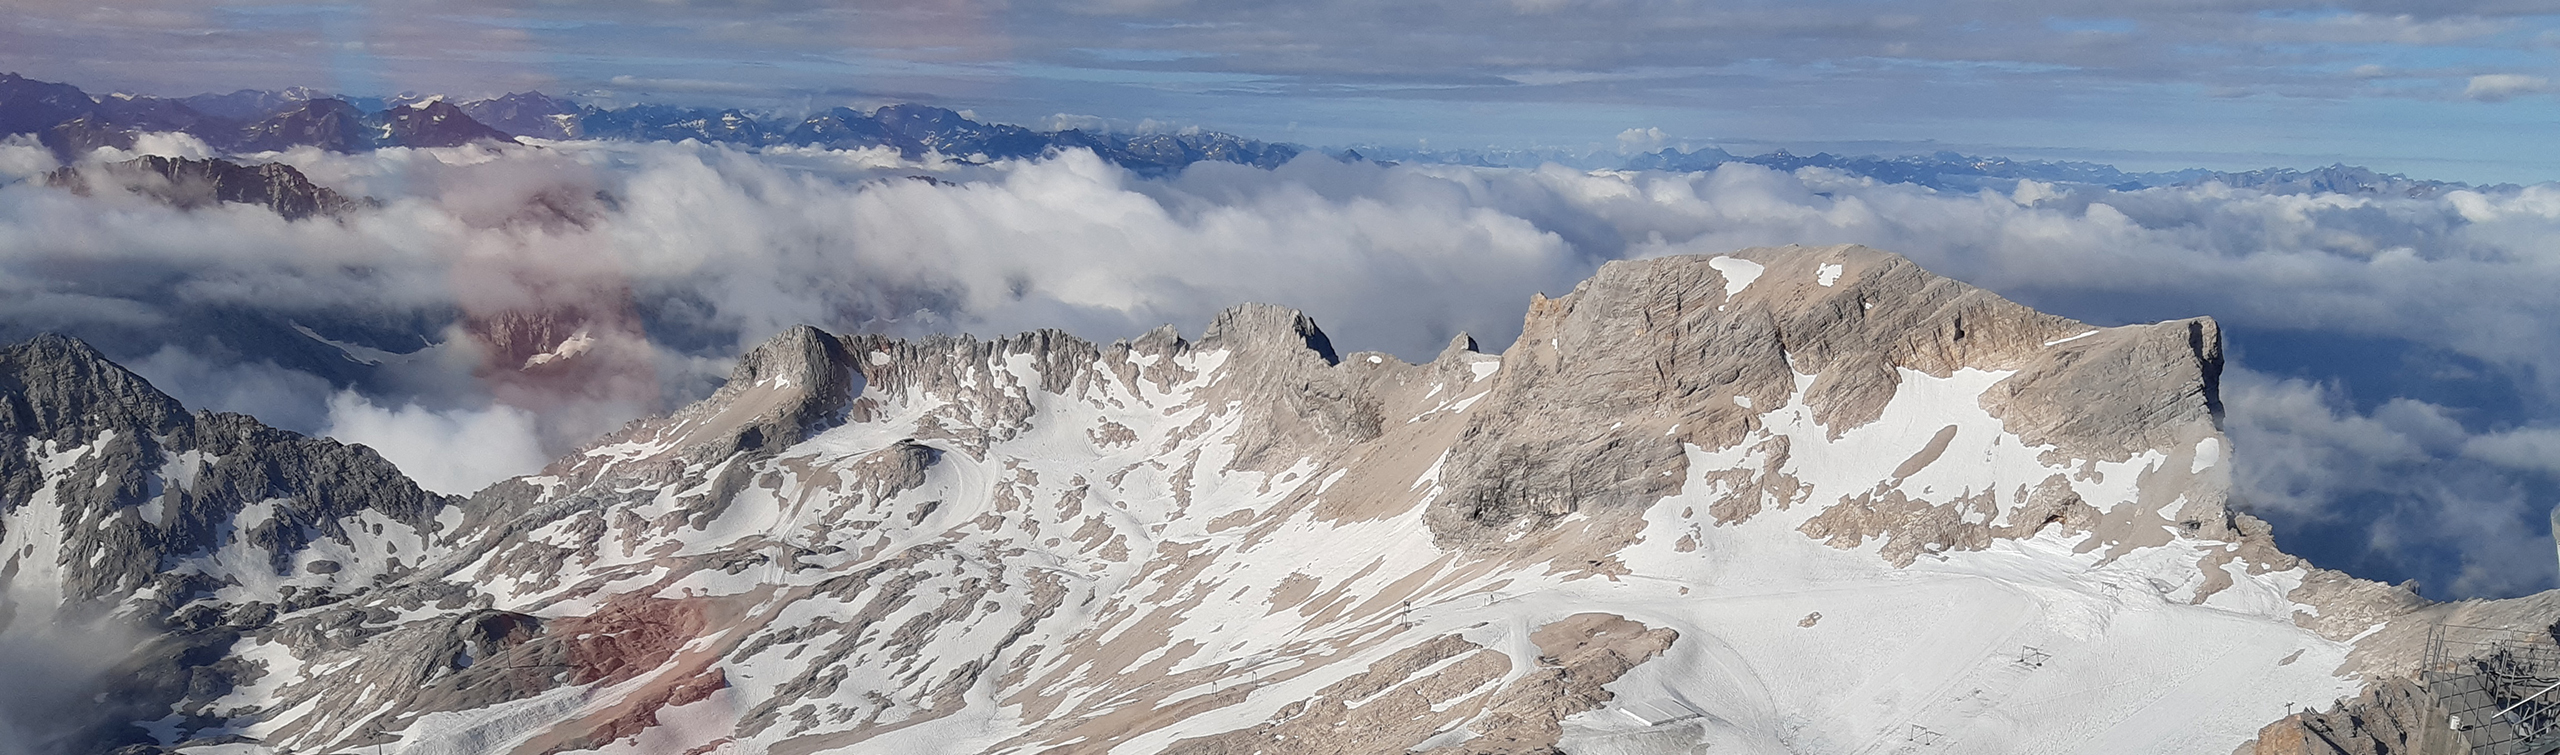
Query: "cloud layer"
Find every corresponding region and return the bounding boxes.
[7,139,2560,598]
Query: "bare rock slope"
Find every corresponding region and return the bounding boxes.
[0,244,2542,754]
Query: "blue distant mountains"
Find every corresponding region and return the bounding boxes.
[0,73,1298,177]
[1615,147,2485,197]
[0,72,2492,194]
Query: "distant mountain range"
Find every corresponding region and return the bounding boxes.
[0,73,1299,177]
[1616,147,2487,197]
[0,72,2504,194]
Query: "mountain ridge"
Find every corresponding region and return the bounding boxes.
[1,72,2493,192]
[0,244,2532,754]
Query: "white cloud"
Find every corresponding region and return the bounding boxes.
[2222,368,2556,598]
[125,346,338,433]
[1042,113,1112,133]
[0,621,148,755]
[2464,427,2560,475]
[84,131,218,162]
[0,138,55,182]
[322,391,548,496]
[2465,73,2551,101]
[1615,127,1669,153]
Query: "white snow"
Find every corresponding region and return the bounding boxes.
[1816,263,1844,287]
[2193,436,2222,473]
[1707,256,1765,297]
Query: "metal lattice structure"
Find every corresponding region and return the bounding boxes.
[2424,622,2560,755]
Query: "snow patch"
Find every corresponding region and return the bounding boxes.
[1707,256,1764,297]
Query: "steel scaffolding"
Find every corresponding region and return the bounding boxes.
[2424,622,2560,755]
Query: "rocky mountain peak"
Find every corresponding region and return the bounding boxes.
[1199,302,1341,365]
[0,334,187,447]
[0,72,100,136]
[457,91,580,140]
[0,333,455,630]
[233,98,372,153]
[46,155,365,220]
[379,99,516,148]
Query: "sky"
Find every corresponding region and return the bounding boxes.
[10,1,2560,182]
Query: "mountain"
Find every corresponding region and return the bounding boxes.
[1,244,2542,754]
[781,106,894,149]
[457,92,585,140]
[553,98,1298,174]
[229,98,378,153]
[16,72,2470,190]
[229,98,519,153]
[5,72,1307,175]
[1620,147,2218,192]
[575,102,770,145]
[177,87,330,122]
[379,100,519,148]
[46,155,367,221]
[0,75,519,158]
[0,334,456,753]
[0,72,2498,194]
[0,72,104,137]
[2174,163,2478,198]
[1614,147,2486,197]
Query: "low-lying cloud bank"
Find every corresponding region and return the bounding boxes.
[5,135,2559,598]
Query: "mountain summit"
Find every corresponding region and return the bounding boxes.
[0,245,2539,754]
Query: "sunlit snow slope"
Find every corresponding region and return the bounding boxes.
[5,244,2546,755]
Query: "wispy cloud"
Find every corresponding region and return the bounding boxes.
[2466,73,2551,101]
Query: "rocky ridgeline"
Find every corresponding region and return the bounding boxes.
[44,155,367,220]
[0,334,455,752]
[0,245,2547,754]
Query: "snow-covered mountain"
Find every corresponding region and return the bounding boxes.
[1,244,2546,754]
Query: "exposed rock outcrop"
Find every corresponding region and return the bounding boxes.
[2245,678,2464,755]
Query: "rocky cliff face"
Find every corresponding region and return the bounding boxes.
[0,244,2541,754]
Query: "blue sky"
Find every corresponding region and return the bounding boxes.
[12,0,2560,182]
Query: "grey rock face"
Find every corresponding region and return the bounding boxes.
[0,334,455,601]
[2245,677,2465,755]
[1416,245,2212,561]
